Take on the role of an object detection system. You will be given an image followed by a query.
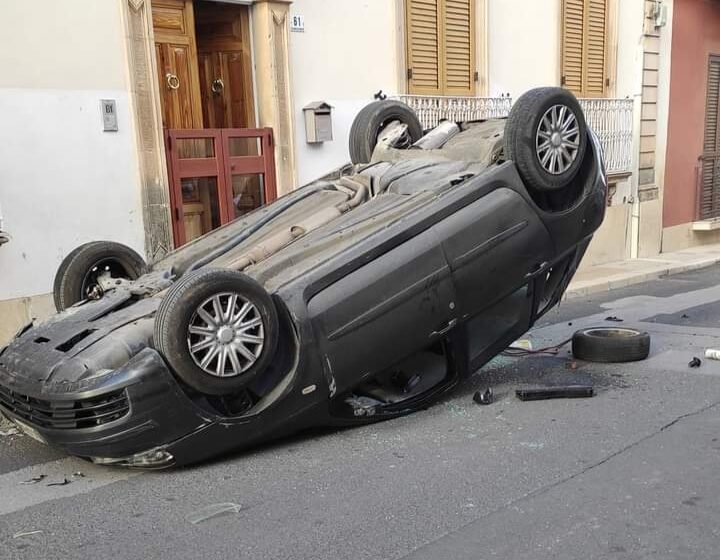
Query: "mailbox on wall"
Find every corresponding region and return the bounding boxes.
[303,101,333,143]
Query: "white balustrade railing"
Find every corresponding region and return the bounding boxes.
[391,94,512,130]
[391,94,634,175]
[578,98,634,175]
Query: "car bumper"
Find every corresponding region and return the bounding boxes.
[0,348,213,466]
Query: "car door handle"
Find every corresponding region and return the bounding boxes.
[431,318,457,337]
[525,261,549,279]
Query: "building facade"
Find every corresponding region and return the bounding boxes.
[0,0,681,343]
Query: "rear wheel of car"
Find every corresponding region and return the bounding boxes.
[53,241,146,311]
[154,268,279,395]
[572,327,651,363]
[505,87,588,193]
[349,100,424,164]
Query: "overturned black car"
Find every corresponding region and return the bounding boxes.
[0,88,606,467]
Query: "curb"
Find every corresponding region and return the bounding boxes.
[565,256,720,299]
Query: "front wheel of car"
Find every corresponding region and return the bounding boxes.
[504,87,588,193]
[154,268,279,395]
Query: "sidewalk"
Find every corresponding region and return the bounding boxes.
[566,243,720,298]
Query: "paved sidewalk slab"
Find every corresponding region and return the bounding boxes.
[567,243,720,298]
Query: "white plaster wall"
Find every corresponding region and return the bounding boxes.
[288,0,401,184]
[487,0,561,98]
[0,0,144,301]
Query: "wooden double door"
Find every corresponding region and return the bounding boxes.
[152,0,265,244]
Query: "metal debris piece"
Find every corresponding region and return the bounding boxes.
[604,316,623,322]
[187,502,243,525]
[516,385,594,401]
[13,530,43,539]
[473,388,494,405]
[46,478,71,486]
[689,357,702,368]
[20,474,46,485]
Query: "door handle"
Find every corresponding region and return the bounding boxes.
[525,261,550,279]
[211,78,225,94]
[166,73,180,90]
[431,318,457,337]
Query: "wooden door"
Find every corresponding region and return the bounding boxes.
[195,1,255,129]
[701,55,720,220]
[152,0,203,129]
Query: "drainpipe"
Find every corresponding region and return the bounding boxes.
[629,93,643,260]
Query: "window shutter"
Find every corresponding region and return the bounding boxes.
[584,0,608,97]
[407,0,442,95]
[443,0,475,95]
[561,0,584,95]
[561,0,608,97]
[701,57,720,219]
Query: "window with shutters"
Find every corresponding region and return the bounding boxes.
[405,0,476,96]
[561,0,609,97]
[700,55,720,220]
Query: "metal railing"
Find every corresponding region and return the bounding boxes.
[391,94,635,175]
[391,94,512,130]
[578,98,634,175]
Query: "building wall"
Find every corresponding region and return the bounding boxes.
[0,0,146,304]
[663,0,720,233]
[288,0,401,185]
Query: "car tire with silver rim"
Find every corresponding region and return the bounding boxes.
[504,87,588,193]
[572,327,651,363]
[154,268,279,395]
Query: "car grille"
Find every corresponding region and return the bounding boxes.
[0,386,130,430]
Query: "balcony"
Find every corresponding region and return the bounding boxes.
[391,95,634,176]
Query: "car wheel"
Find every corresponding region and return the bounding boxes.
[53,241,146,311]
[349,100,424,164]
[505,87,588,193]
[154,268,279,395]
[572,327,651,363]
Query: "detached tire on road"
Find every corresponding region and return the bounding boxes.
[154,268,279,395]
[349,100,424,164]
[53,241,146,311]
[505,87,588,193]
[572,327,651,363]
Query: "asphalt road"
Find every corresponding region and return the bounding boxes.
[2,266,720,559]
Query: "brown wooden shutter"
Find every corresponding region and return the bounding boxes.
[561,0,608,97]
[561,0,584,94]
[406,0,442,94]
[584,0,608,97]
[701,56,720,219]
[443,0,475,95]
[406,0,475,96]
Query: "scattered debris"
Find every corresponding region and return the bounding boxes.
[46,478,71,486]
[13,530,43,539]
[604,316,623,322]
[565,361,579,370]
[503,337,573,357]
[72,471,85,478]
[705,349,720,361]
[187,502,243,525]
[689,357,702,368]
[681,313,690,319]
[20,475,46,485]
[1,427,20,437]
[516,385,594,401]
[473,388,494,405]
[509,339,533,351]
[568,322,573,326]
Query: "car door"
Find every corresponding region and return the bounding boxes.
[308,227,457,395]
[433,187,554,320]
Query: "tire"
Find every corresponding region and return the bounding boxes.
[572,327,650,363]
[505,87,588,192]
[154,268,279,395]
[53,241,146,311]
[349,100,424,164]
